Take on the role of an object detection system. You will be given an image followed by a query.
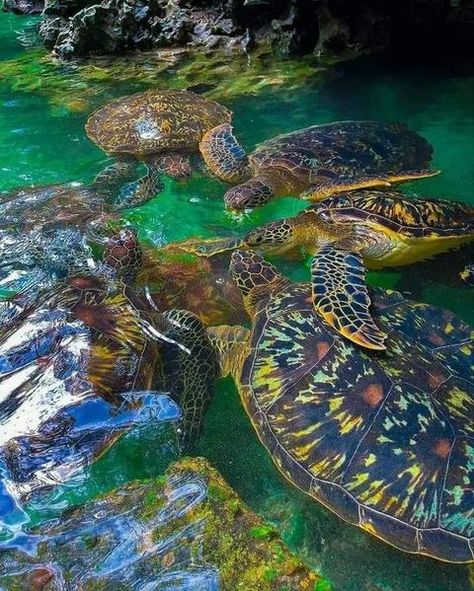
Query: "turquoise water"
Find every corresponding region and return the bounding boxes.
[0,11,473,591]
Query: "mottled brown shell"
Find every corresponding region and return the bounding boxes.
[249,121,434,188]
[86,90,232,156]
[312,190,474,238]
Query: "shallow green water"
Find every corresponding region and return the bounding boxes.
[0,11,473,591]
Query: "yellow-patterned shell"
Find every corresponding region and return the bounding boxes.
[313,190,474,238]
[239,283,474,563]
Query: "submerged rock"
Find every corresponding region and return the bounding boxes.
[0,457,320,590]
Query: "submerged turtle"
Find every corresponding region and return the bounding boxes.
[0,230,217,497]
[184,190,474,349]
[86,89,233,199]
[199,120,439,209]
[0,174,153,238]
[207,249,474,563]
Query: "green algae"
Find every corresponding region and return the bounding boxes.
[0,457,321,590]
[169,457,321,591]
[0,45,324,114]
[250,524,276,540]
[314,578,333,591]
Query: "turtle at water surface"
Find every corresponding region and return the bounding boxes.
[0,230,217,497]
[86,89,233,199]
[207,249,474,562]
[0,173,154,238]
[188,190,474,349]
[199,120,439,209]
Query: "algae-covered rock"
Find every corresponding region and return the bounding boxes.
[0,457,320,590]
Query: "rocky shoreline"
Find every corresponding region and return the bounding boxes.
[3,0,474,62]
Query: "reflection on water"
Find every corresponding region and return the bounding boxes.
[0,394,181,551]
[0,469,218,591]
[0,10,473,591]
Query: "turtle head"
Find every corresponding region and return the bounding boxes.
[244,218,297,256]
[230,249,289,315]
[224,179,274,210]
[243,208,327,255]
[103,228,143,280]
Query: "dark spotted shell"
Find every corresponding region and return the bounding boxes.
[311,190,474,237]
[86,90,232,156]
[240,284,474,562]
[249,121,433,186]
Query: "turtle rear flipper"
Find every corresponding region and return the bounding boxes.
[303,175,392,202]
[311,244,387,350]
[199,123,250,183]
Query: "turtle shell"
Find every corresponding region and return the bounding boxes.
[311,190,474,237]
[86,89,232,156]
[240,283,474,562]
[0,183,110,234]
[0,274,158,430]
[249,121,434,189]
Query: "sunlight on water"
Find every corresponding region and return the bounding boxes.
[0,10,473,591]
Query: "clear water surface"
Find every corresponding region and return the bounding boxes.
[0,11,473,591]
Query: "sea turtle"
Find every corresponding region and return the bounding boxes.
[199,120,439,209]
[85,89,233,199]
[0,229,217,497]
[183,190,474,350]
[0,175,148,239]
[207,249,474,563]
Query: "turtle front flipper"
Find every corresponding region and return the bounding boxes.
[160,309,219,449]
[199,123,250,183]
[311,244,387,350]
[206,324,250,379]
[112,163,165,209]
[91,158,140,201]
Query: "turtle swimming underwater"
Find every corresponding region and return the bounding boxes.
[0,230,217,497]
[86,89,233,200]
[183,190,474,350]
[199,120,439,209]
[207,249,474,563]
[0,175,148,238]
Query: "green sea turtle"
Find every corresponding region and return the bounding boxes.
[199,120,439,209]
[183,190,474,349]
[207,249,474,563]
[86,89,233,200]
[0,230,217,496]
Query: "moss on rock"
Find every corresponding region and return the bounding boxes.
[0,457,321,590]
[167,457,320,591]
